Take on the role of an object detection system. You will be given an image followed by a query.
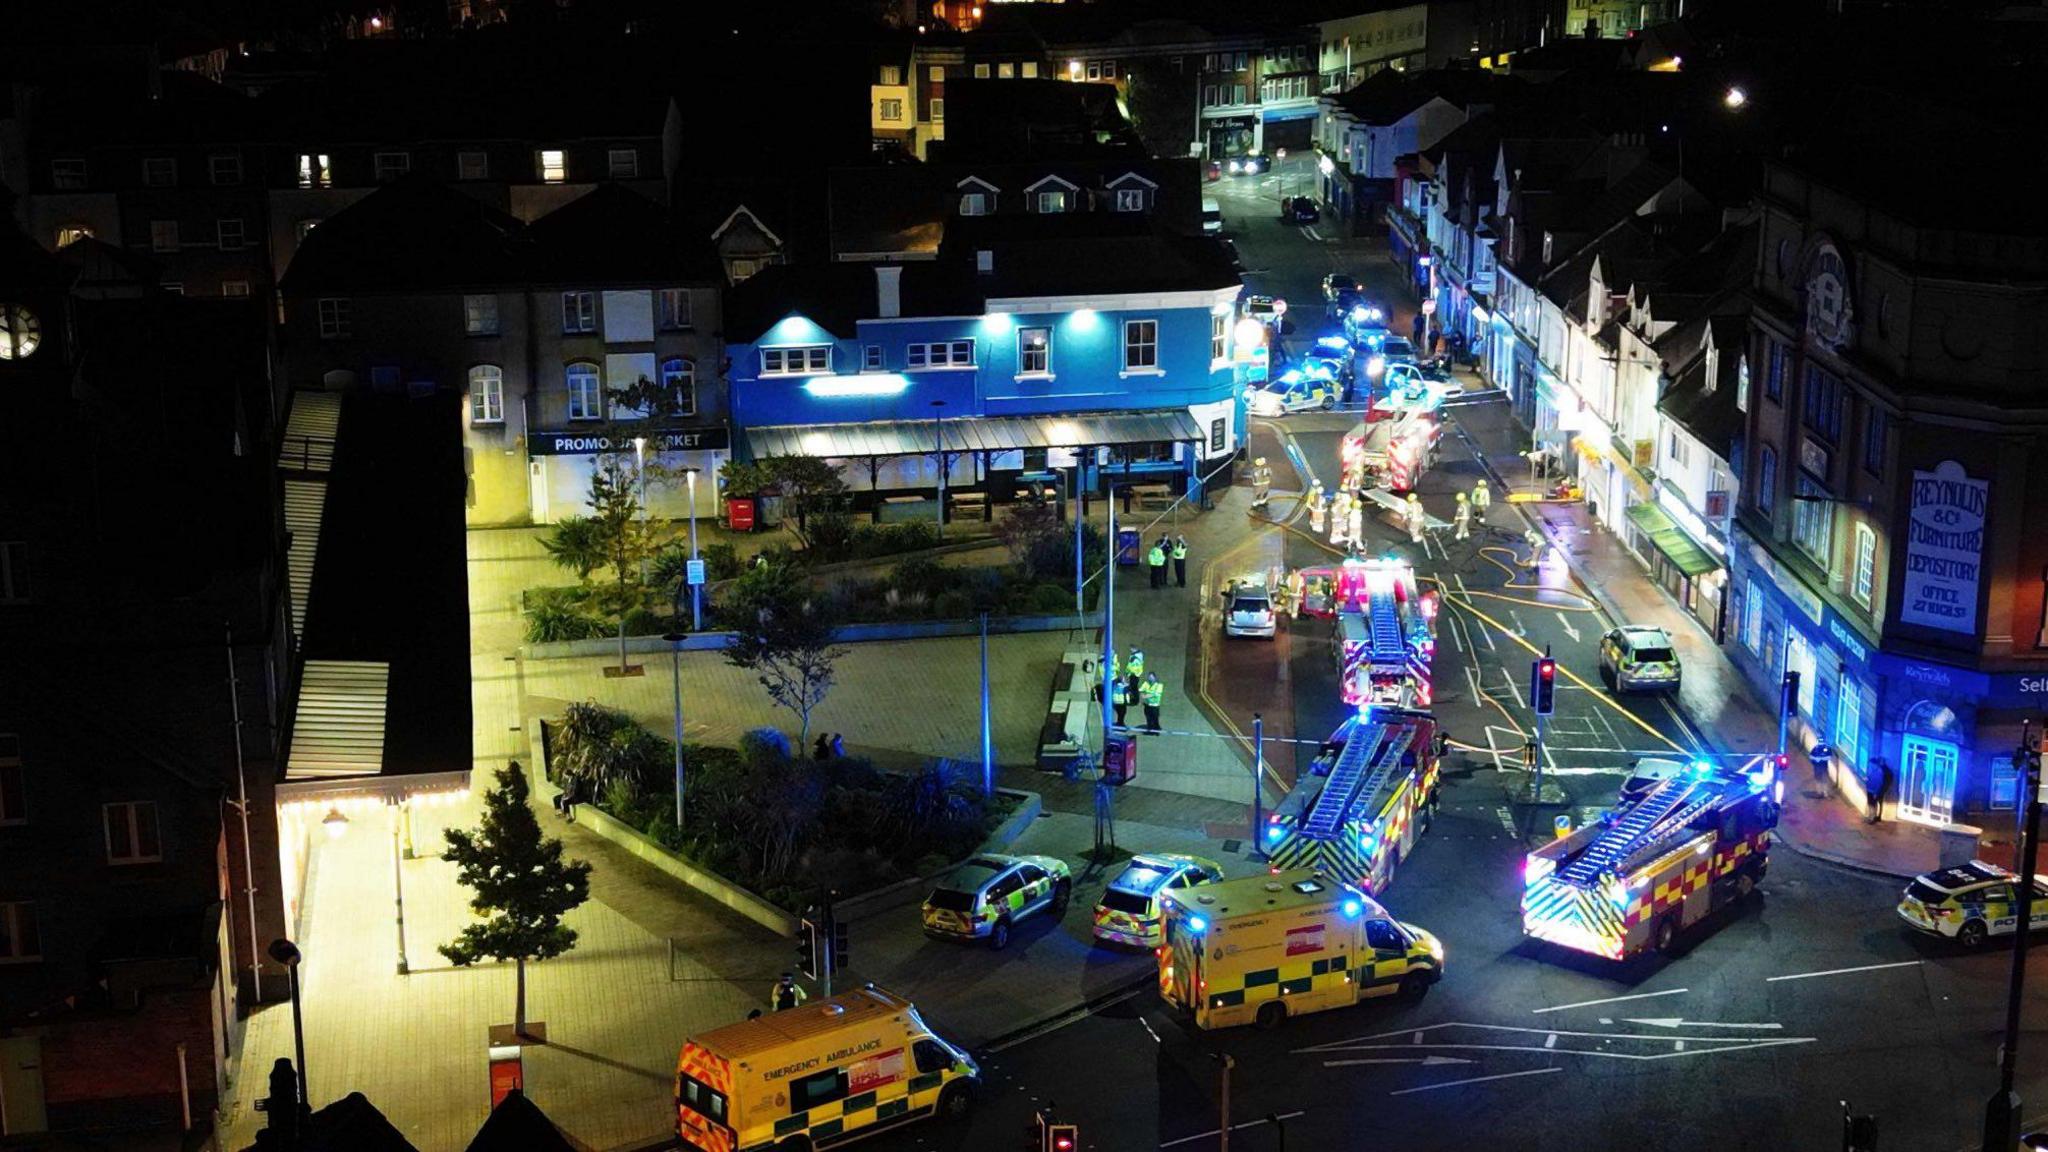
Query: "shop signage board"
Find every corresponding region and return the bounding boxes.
[1900,460,1987,635]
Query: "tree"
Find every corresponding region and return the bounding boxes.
[723,561,846,747]
[440,763,593,1037]
[1122,67,1199,160]
[586,453,657,668]
[721,455,848,550]
[540,516,607,581]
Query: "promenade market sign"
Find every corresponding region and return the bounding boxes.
[1901,460,1986,635]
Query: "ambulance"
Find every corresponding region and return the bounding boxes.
[675,985,979,1151]
[1157,869,1444,1030]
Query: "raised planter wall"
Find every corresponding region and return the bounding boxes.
[523,610,1103,660]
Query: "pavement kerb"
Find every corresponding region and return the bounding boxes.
[835,789,1044,920]
[1766,834,1919,881]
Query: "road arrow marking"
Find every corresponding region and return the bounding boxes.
[1509,608,1528,636]
[1625,1018,1784,1031]
[1323,1056,1475,1067]
[1531,988,1687,1014]
[1556,612,1581,642]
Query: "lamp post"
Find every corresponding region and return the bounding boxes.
[267,938,309,1115]
[1249,713,1268,862]
[663,632,689,830]
[683,466,702,632]
[390,799,409,976]
[931,400,947,541]
[633,436,649,586]
[1984,720,2043,1151]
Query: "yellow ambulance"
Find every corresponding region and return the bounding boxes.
[1158,868,1444,1030]
[675,985,979,1151]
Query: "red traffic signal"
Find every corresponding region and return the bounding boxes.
[1049,1125,1078,1151]
[1532,657,1558,716]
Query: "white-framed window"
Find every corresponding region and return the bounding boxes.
[1835,679,1862,769]
[931,98,945,122]
[464,293,499,336]
[1018,327,1051,375]
[974,63,991,78]
[1794,476,1833,565]
[1741,580,1761,653]
[538,149,567,183]
[469,364,504,424]
[761,346,831,376]
[54,225,93,247]
[51,158,86,189]
[907,339,976,369]
[1036,190,1067,213]
[862,344,884,371]
[373,151,411,182]
[0,734,22,825]
[210,153,243,185]
[1123,319,1159,371]
[879,65,902,85]
[216,218,245,251]
[1667,431,1688,467]
[317,297,351,340]
[879,98,905,122]
[143,157,177,187]
[566,362,603,420]
[1021,61,1038,78]
[0,902,38,962]
[661,358,696,416]
[104,801,162,865]
[1210,311,1227,362]
[457,150,489,180]
[1852,522,1877,608]
[562,291,597,334]
[608,148,640,179]
[296,218,321,243]
[1087,62,1101,80]
[1103,60,1118,78]
[221,281,251,298]
[959,192,988,216]
[999,62,1016,78]
[297,153,331,188]
[1115,188,1145,212]
[150,220,180,253]
[659,288,692,330]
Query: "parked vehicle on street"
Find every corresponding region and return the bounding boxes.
[1246,363,1338,417]
[1093,853,1225,947]
[675,985,979,1151]
[1322,273,1359,304]
[1282,196,1319,223]
[1159,869,1444,1030]
[921,854,1072,949]
[1201,197,1223,234]
[1898,861,2048,948]
[1223,575,1278,638]
[1599,626,1682,693]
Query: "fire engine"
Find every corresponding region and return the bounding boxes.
[1293,558,1435,708]
[1522,757,1782,960]
[1341,409,1441,493]
[1262,707,1441,896]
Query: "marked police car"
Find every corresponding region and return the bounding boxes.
[922,854,1073,950]
[1897,861,2048,948]
[1092,853,1224,948]
[1246,362,1339,416]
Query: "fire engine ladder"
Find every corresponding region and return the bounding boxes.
[1367,585,1403,660]
[1301,721,1411,839]
[1556,779,1723,887]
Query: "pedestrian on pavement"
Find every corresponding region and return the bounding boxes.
[1111,678,1131,729]
[1866,759,1891,824]
[773,972,807,1012]
[1472,478,1491,513]
[1250,457,1273,508]
[1404,493,1426,544]
[1453,491,1471,541]
[1308,481,1327,534]
[1147,539,1168,588]
[1140,673,1165,733]
[1127,647,1145,680]
[1109,648,1124,683]
[1172,535,1189,588]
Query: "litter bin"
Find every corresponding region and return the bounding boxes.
[1116,527,1141,566]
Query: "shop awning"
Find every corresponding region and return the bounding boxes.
[1626,502,1719,578]
[745,410,1203,459]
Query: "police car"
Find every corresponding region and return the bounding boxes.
[922,854,1073,950]
[1897,861,2048,948]
[1246,362,1340,416]
[1093,853,1224,948]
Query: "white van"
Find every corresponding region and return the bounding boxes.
[1201,197,1223,234]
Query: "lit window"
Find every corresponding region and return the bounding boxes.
[661,358,696,416]
[469,365,504,424]
[0,902,38,962]
[217,218,246,251]
[1018,327,1051,375]
[539,149,567,183]
[1741,579,1762,653]
[51,158,86,189]
[210,154,243,185]
[1852,523,1877,608]
[457,151,489,181]
[879,98,905,122]
[0,541,26,602]
[930,98,945,122]
[761,347,831,376]
[1123,319,1159,370]
[222,281,251,298]
[1021,61,1038,78]
[150,220,180,253]
[143,157,177,187]
[104,801,162,865]
[297,153,331,189]
[373,152,411,182]
[1036,190,1067,213]
[608,148,639,179]
[998,62,1014,78]
[54,225,92,247]
[464,294,499,336]
[879,65,902,85]
[975,63,991,78]
[659,288,692,330]
[566,362,603,420]
[959,192,988,216]
[562,291,597,334]
[317,298,351,340]
[0,734,22,825]
[1115,188,1145,212]
[1793,476,1832,564]
[929,65,945,81]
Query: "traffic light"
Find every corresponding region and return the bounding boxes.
[1780,671,1800,720]
[832,919,851,970]
[1048,1124,1078,1151]
[797,915,821,980]
[1532,657,1557,716]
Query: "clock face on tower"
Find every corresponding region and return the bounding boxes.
[0,304,41,360]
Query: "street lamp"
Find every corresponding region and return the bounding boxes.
[267,938,309,1116]
[1723,86,1749,110]
[662,632,689,831]
[321,807,348,840]
[931,400,948,541]
[390,798,409,976]
[682,466,702,632]
[633,436,649,587]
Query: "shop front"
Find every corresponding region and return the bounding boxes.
[524,426,729,525]
[1624,492,1724,640]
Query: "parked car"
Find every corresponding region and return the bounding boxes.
[1247,369,1336,417]
[1598,626,1682,693]
[1092,853,1225,947]
[1898,861,2048,949]
[1224,578,1279,638]
[1282,196,1319,223]
[921,854,1073,950]
[1380,336,1418,364]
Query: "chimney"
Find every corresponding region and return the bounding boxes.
[875,265,903,319]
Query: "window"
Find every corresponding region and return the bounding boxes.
[1123,319,1159,371]
[469,365,504,424]
[1103,60,1118,78]
[217,218,245,251]
[317,297,351,340]
[1204,85,1218,106]
[1755,445,1776,518]
[913,1039,953,1075]
[1764,339,1787,403]
[566,362,603,420]
[649,288,689,331]
[297,153,332,189]
[1863,408,1887,477]
[862,344,884,371]
[210,154,243,185]
[143,157,177,187]
[929,65,945,81]
[880,65,902,85]
[458,150,489,180]
[0,734,21,824]
[104,801,162,865]
[150,220,179,253]
[1793,476,1833,564]
[1366,920,1405,952]
[0,903,37,962]
[1836,679,1863,769]
[1740,579,1762,653]
[373,151,411,182]
[661,358,696,416]
[1802,364,1842,443]
[538,149,567,183]
[608,148,639,179]
[1086,62,1101,80]
[1852,523,1877,608]
[997,62,1014,78]
[879,98,905,122]
[1036,190,1067,213]
[1018,327,1051,375]
[1667,431,1688,467]
[464,294,499,336]
[51,158,86,189]
[1210,311,1227,362]
[562,291,597,334]
[54,225,93,247]
[975,63,991,78]
[1736,352,1751,413]
[221,281,251,298]
[959,192,988,216]
[791,1067,849,1112]
[907,340,975,369]
[1115,188,1145,212]
[296,218,322,243]
[931,98,945,122]
[762,347,831,376]
[1021,61,1038,78]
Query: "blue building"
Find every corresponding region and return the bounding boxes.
[724,220,1245,512]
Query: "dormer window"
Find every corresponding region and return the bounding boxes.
[1036,190,1068,213]
[960,192,989,216]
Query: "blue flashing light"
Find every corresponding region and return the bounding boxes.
[1360,834,1377,853]
[1350,305,1369,323]
[1341,898,1363,918]
[1186,915,1208,935]
[1266,824,1285,841]
[1316,335,1351,351]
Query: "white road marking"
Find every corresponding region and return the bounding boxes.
[1160,1111,1308,1149]
[1509,608,1528,636]
[1530,988,1688,1014]
[1323,1056,1474,1067]
[1556,612,1581,642]
[1766,960,1923,983]
[1302,1023,1816,1064]
[1390,1067,1563,1095]
[1495,807,1517,836]
[1448,613,1466,654]
[1626,1018,1784,1030]
[1500,664,1528,709]
[1544,1033,1558,1049]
